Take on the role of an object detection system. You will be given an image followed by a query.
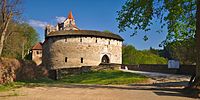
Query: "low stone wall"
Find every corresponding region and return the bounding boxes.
[121,64,196,75]
[47,63,196,80]
[92,63,121,71]
[48,66,92,80]
[48,63,121,80]
[179,65,196,75]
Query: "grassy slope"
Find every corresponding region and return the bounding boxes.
[0,70,148,91]
[0,82,25,92]
[60,70,147,85]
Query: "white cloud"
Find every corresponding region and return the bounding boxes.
[28,16,66,29]
[56,16,66,23]
[28,19,48,29]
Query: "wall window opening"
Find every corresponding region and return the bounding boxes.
[80,38,82,42]
[81,58,83,63]
[36,51,41,54]
[65,57,68,62]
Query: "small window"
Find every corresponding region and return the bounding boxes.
[96,39,97,43]
[65,38,67,42]
[81,58,83,63]
[80,38,82,42]
[36,51,40,54]
[108,41,110,45]
[65,57,68,62]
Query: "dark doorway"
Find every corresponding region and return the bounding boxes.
[101,55,110,63]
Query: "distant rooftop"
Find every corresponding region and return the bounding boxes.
[32,42,42,50]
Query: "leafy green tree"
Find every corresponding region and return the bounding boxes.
[2,22,38,59]
[164,38,196,64]
[117,0,200,87]
[0,0,22,56]
[123,45,167,64]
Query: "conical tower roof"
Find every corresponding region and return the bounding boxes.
[68,11,74,19]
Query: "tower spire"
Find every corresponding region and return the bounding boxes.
[68,11,74,19]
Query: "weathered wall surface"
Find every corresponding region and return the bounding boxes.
[43,36,122,69]
[32,50,42,65]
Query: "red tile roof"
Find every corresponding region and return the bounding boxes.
[68,11,74,19]
[32,42,42,50]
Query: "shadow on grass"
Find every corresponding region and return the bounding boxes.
[18,78,199,99]
[1,82,198,99]
[5,70,199,99]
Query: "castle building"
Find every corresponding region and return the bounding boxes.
[45,11,79,36]
[31,42,43,65]
[42,11,123,70]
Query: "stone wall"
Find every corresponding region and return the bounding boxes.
[92,63,121,71]
[43,35,122,70]
[48,66,92,80]
[121,64,196,75]
[48,64,121,80]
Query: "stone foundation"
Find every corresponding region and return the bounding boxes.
[48,66,92,80]
[48,64,121,80]
[91,63,121,71]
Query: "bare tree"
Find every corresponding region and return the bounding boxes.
[0,0,21,56]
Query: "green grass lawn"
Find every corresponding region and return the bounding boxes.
[0,70,148,92]
[0,82,25,92]
[59,70,148,85]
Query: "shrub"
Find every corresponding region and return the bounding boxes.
[0,58,48,84]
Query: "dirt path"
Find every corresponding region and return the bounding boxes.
[120,69,191,83]
[0,84,197,100]
[0,70,197,100]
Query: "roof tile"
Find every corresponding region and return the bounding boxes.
[32,42,42,50]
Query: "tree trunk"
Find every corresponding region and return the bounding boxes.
[0,31,6,56]
[0,20,10,56]
[189,0,200,87]
[21,41,25,59]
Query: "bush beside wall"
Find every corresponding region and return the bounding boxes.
[0,58,20,84]
[0,58,48,84]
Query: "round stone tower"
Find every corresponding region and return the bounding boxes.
[42,11,123,70]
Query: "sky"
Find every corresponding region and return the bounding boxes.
[22,0,168,50]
